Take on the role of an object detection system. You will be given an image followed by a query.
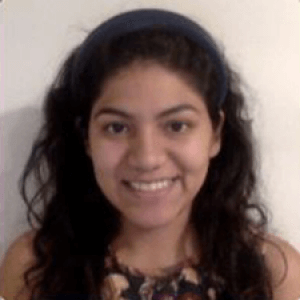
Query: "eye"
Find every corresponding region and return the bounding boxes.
[166,121,189,133]
[104,122,129,135]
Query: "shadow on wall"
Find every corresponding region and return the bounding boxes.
[0,106,42,261]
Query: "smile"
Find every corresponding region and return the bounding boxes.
[124,178,178,192]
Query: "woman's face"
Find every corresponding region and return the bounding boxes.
[87,62,222,230]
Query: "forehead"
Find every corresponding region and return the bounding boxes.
[92,62,207,117]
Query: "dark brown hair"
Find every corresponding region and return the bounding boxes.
[20,28,273,300]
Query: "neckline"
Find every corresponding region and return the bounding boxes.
[107,245,199,279]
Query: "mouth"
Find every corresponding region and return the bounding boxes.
[122,177,179,192]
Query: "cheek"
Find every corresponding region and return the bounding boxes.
[89,140,126,183]
[174,138,213,172]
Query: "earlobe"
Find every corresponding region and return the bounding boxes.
[209,138,221,159]
[210,111,225,158]
[217,110,225,138]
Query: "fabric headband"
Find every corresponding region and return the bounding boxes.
[74,8,228,107]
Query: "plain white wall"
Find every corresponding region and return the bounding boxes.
[1,0,300,260]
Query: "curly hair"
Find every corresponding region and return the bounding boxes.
[20,25,273,300]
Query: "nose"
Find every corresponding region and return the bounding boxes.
[127,127,166,172]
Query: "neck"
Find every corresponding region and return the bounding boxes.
[110,218,200,275]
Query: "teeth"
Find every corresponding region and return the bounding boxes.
[129,179,173,191]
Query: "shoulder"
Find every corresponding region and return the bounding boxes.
[262,233,300,300]
[0,230,37,300]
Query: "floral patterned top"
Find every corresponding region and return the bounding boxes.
[101,247,209,300]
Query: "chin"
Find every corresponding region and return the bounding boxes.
[124,209,180,230]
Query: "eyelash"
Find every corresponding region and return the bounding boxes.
[103,122,129,135]
[102,121,192,135]
[165,121,191,133]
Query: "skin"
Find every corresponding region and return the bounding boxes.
[1,63,299,300]
[86,61,223,274]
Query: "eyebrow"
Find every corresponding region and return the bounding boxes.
[158,104,200,118]
[94,104,200,120]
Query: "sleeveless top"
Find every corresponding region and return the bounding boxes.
[101,246,212,300]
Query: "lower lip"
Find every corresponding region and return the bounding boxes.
[123,179,178,201]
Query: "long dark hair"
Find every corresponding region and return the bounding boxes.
[20,24,273,300]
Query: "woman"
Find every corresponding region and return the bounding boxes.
[1,8,299,300]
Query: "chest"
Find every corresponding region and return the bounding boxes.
[101,254,208,300]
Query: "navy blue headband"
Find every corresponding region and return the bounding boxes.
[74,8,228,107]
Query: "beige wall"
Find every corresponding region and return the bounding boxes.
[1,0,300,260]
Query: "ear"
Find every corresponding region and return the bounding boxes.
[209,110,225,158]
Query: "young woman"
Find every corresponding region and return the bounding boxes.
[1,8,300,300]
